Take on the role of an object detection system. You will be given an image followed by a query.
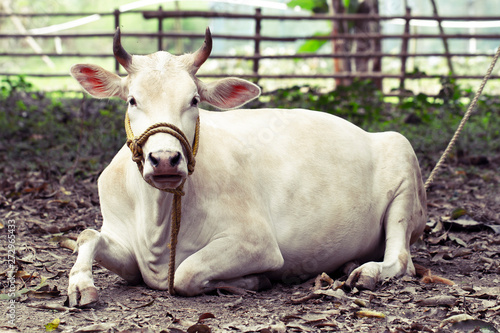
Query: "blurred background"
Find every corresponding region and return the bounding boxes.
[1,0,500,94]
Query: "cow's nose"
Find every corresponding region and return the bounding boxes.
[148,151,182,169]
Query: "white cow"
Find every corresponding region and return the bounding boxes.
[67,28,426,307]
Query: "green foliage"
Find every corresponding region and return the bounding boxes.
[344,0,359,14]
[287,0,329,13]
[296,32,330,54]
[260,79,386,129]
[1,76,499,181]
[290,0,361,55]
[1,75,33,97]
[0,85,125,179]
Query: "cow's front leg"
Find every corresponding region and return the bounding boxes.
[68,229,140,307]
[173,236,284,296]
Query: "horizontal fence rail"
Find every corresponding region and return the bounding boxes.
[0,8,499,91]
[2,32,500,40]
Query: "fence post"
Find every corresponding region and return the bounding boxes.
[429,0,454,75]
[158,6,163,51]
[114,9,120,73]
[399,6,411,97]
[253,8,262,84]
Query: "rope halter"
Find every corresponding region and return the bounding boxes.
[125,112,200,192]
[124,111,200,295]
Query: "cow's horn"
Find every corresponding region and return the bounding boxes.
[113,27,132,71]
[192,27,212,71]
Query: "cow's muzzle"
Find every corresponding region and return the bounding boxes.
[124,112,200,195]
[146,150,185,188]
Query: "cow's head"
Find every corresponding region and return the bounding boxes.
[71,28,260,190]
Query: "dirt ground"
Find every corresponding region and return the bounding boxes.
[0,154,499,333]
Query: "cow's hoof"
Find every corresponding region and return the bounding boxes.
[80,286,99,307]
[345,262,381,291]
[345,270,377,290]
[68,286,99,308]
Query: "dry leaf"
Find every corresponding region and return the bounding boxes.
[313,288,347,299]
[198,312,215,322]
[416,295,457,307]
[75,323,116,332]
[131,298,154,309]
[27,286,61,299]
[448,234,467,247]
[415,263,455,286]
[27,303,76,312]
[471,287,500,299]
[59,186,72,196]
[355,310,385,319]
[15,270,38,281]
[439,313,474,328]
[450,320,499,333]
[187,324,211,333]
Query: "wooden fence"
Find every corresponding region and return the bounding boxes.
[1,8,500,92]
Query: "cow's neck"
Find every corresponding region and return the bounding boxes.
[138,180,177,263]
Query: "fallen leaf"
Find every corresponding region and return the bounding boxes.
[27,285,60,299]
[416,295,457,307]
[59,186,72,196]
[313,272,334,290]
[75,323,116,332]
[439,313,474,328]
[198,313,215,322]
[27,303,77,312]
[448,234,467,247]
[470,287,500,299]
[486,225,500,234]
[15,270,38,281]
[224,297,243,308]
[355,310,385,319]
[131,298,154,309]
[187,324,211,333]
[0,276,48,300]
[354,298,368,307]
[44,271,65,280]
[426,232,448,245]
[165,329,187,333]
[416,263,455,286]
[454,248,473,258]
[451,208,468,219]
[420,275,455,286]
[443,216,484,231]
[450,319,499,333]
[44,318,60,332]
[290,292,321,304]
[313,288,346,299]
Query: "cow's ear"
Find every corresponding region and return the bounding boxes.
[70,64,127,100]
[198,78,261,110]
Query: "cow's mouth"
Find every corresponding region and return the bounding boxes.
[151,174,184,187]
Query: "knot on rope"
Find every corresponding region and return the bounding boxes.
[126,138,144,166]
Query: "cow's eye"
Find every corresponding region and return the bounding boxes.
[128,97,137,107]
[191,96,200,107]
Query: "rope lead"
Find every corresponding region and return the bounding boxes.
[424,45,500,190]
[124,112,200,295]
